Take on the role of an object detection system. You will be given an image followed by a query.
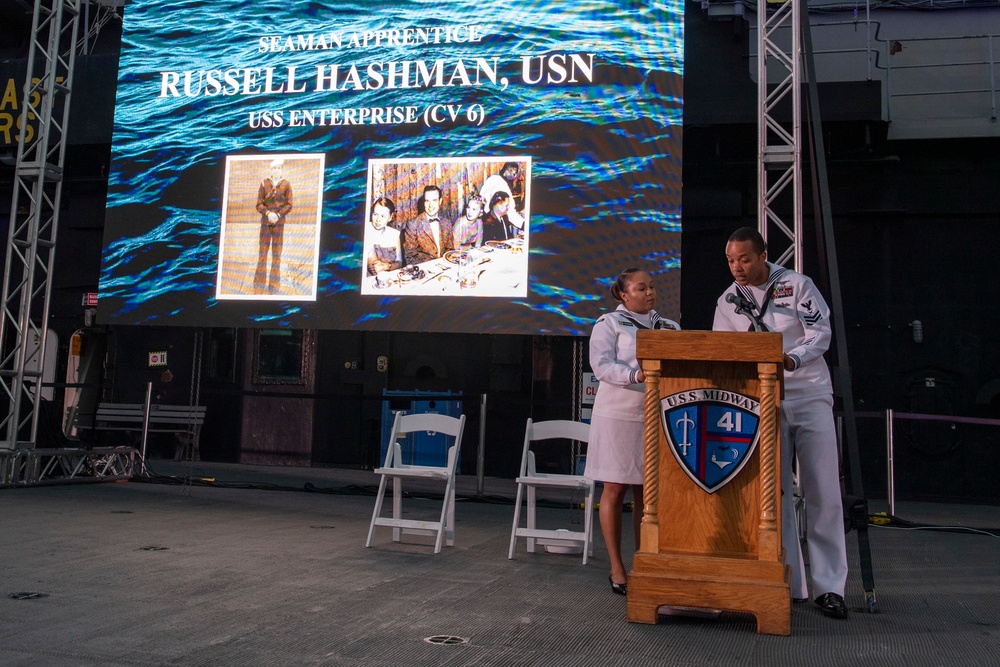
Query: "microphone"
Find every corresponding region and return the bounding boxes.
[726,292,763,332]
[726,292,753,310]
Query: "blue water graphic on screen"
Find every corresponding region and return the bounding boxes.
[101,0,684,334]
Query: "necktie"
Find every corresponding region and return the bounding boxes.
[428,218,441,255]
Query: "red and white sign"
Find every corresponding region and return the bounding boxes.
[580,372,599,423]
[148,351,168,367]
[581,372,599,405]
[82,293,99,306]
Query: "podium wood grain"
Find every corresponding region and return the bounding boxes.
[628,330,791,636]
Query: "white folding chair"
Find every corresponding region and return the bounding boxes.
[366,411,466,554]
[508,418,595,565]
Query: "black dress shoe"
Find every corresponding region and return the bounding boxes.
[814,592,848,619]
[609,575,627,596]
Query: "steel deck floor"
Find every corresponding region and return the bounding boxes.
[2,460,998,666]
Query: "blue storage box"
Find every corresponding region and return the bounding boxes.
[379,390,463,467]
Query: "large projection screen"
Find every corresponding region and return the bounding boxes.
[100,1,684,335]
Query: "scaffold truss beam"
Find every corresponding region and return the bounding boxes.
[757,0,803,270]
[0,446,138,487]
[0,0,82,452]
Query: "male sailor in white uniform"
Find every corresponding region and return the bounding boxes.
[712,226,849,620]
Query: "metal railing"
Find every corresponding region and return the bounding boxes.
[869,409,1000,516]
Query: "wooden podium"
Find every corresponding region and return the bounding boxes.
[627,330,791,636]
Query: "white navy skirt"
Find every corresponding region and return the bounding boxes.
[584,415,645,485]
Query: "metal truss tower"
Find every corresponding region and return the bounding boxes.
[0,1,82,469]
[757,0,803,270]
[756,0,877,611]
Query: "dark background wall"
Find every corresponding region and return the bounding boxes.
[1,3,998,502]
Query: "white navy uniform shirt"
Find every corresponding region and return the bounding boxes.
[713,261,833,400]
[590,305,680,422]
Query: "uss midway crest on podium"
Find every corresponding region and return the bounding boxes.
[660,389,761,493]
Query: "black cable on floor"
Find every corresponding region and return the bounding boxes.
[869,513,1000,538]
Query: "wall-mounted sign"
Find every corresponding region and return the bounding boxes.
[148,351,168,367]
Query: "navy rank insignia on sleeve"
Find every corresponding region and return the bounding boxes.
[660,389,761,493]
[800,299,823,325]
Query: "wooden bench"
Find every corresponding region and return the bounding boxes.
[88,403,207,461]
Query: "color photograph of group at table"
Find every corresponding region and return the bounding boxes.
[360,157,531,297]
